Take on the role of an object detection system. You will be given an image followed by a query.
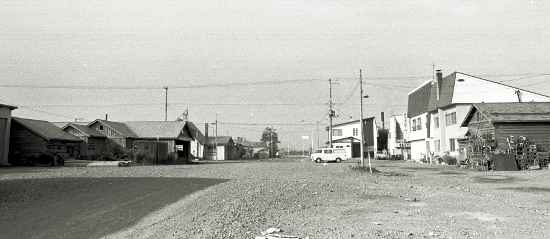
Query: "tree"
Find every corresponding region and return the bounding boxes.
[261,127,279,157]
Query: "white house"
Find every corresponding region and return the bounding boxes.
[406,70,550,161]
[388,113,410,159]
[330,117,377,158]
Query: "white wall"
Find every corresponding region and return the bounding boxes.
[190,140,203,159]
[410,140,426,161]
[332,122,360,141]
[452,73,550,103]
[408,113,428,141]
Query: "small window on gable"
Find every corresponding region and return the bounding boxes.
[99,125,104,131]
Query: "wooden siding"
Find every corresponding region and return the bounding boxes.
[465,111,495,138]
[9,123,81,160]
[495,123,550,151]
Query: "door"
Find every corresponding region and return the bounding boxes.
[352,142,361,158]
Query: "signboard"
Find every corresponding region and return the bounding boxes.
[176,145,184,151]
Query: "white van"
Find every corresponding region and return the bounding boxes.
[310,148,350,163]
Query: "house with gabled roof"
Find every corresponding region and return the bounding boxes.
[9,117,82,165]
[62,123,107,160]
[205,136,235,160]
[71,119,205,163]
[461,102,550,152]
[330,117,377,158]
[407,70,550,161]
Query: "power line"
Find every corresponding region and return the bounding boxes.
[3,72,548,90]
[19,102,330,108]
[0,78,325,90]
[219,121,317,126]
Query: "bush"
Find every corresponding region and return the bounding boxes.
[441,155,457,165]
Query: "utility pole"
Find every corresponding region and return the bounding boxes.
[328,79,335,148]
[359,70,365,168]
[359,69,372,173]
[163,86,168,121]
[316,120,320,148]
[215,113,218,161]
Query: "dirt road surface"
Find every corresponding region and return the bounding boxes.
[1,159,549,239]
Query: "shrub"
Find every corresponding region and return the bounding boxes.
[441,155,457,165]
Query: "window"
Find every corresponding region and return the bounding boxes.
[324,149,333,154]
[449,139,456,152]
[445,112,457,125]
[336,146,343,148]
[434,116,439,128]
[352,128,358,136]
[412,119,417,131]
[417,118,422,130]
[434,140,441,152]
[99,125,104,131]
[332,129,342,137]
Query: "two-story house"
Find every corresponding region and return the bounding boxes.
[407,70,550,161]
[331,117,377,158]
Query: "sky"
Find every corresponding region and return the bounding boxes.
[1,0,550,149]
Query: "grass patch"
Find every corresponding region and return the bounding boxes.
[349,164,381,174]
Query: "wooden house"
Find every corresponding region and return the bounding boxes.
[87,119,137,149]
[9,117,82,165]
[205,136,235,160]
[62,123,107,160]
[0,103,17,166]
[124,121,197,163]
[461,102,550,152]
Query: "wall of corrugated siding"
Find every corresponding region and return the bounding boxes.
[495,123,550,151]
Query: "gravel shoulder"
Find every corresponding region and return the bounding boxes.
[2,159,550,239]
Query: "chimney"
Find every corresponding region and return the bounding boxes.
[204,122,209,140]
[435,70,443,101]
[105,114,108,121]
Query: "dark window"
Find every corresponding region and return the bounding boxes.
[99,125,104,131]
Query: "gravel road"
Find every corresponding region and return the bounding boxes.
[1,159,550,239]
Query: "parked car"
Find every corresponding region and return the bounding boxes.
[310,148,350,163]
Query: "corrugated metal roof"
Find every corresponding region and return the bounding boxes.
[206,136,233,146]
[96,120,138,137]
[473,102,550,123]
[12,117,82,142]
[427,73,456,110]
[186,121,205,143]
[0,103,17,110]
[124,121,188,139]
[407,82,432,117]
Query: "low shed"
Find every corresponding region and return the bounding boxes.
[9,117,82,165]
[462,102,550,151]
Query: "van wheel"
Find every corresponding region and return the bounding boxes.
[336,158,342,163]
[315,158,322,163]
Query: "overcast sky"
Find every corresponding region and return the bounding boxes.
[1,0,549,148]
